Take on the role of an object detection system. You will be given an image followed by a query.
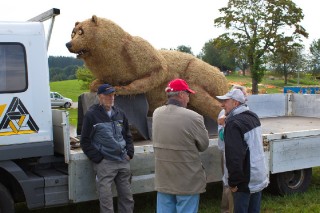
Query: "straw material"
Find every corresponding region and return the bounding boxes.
[67,15,228,119]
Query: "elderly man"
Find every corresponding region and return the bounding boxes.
[217,85,248,213]
[216,89,268,213]
[80,84,134,213]
[152,78,209,213]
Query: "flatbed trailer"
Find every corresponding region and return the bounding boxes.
[61,93,320,202]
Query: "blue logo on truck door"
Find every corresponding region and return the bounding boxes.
[0,97,39,136]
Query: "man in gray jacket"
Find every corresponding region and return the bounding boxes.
[216,89,268,213]
[152,78,209,213]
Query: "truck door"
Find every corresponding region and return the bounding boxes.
[0,22,53,159]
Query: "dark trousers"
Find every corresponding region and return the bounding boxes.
[233,191,262,213]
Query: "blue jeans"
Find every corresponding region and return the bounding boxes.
[157,192,199,213]
[233,191,262,213]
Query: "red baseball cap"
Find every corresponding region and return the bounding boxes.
[165,78,195,94]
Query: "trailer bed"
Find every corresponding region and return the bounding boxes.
[261,116,320,134]
[69,116,320,150]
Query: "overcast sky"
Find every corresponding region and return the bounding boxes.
[1,0,318,57]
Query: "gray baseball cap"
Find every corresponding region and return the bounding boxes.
[216,89,246,103]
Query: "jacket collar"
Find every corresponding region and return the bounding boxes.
[96,104,117,113]
[227,104,249,119]
[167,98,183,107]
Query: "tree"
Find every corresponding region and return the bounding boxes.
[49,67,64,81]
[76,66,95,90]
[268,39,304,84]
[309,39,320,77]
[213,35,248,74]
[201,38,236,71]
[175,45,193,55]
[48,56,83,68]
[48,56,84,81]
[214,0,308,94]
[201,40,221,68]
[204,34,249,76]
[49,65,79,81]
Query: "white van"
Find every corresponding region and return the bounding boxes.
[50,92,72,108]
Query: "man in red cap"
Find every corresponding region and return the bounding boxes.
[152,78,209,213]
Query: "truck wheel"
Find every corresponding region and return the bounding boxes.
[269,168,312,196]
[0,183,14,213]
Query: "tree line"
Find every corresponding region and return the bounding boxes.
[48,56,83,81]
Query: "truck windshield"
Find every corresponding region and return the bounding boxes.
[0,43,27,93]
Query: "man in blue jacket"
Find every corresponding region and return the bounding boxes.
[216,89,268,213]
[80,84,134,213]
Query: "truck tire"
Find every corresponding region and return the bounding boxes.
[269,168,312,196]
[0,183,14,213]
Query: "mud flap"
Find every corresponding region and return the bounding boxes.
[114,94,150,140]
[204,116,217,136]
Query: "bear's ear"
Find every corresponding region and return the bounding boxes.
[91,15,98,25]
[75,22,80,27]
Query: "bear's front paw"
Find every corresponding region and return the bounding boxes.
[114,86,128,95]
[90,79,106,93]
[89,83,99,93]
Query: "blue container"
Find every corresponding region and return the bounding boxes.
[283,86,320,94]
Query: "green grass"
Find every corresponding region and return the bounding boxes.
[66,108,78,127]
[261,167,320,212]
[50,79,88,102]
[50,79,87,127]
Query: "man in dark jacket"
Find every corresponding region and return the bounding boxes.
[216,89,268,213]
[80,84,134,213]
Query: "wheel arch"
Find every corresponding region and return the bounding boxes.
[267,168,312,196]
[0,160,44,208]
[0,161,27,203]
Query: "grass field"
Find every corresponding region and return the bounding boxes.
[41,74,320,212]
[50,79,88,102]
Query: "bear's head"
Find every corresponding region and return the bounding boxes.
[65,15,101,59]
[66,15,128,60]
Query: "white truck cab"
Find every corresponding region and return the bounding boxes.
[0,9,72,212]
[0,21,53,158]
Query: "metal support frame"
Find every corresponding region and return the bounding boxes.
[28,8,60,50]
